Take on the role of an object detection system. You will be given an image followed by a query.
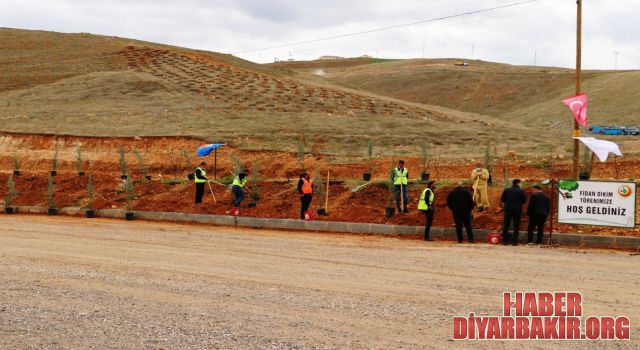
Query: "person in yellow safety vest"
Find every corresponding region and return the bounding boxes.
[231,172,247,207]
[392,160,410,213]
[471,162,491,211]
[297,172,313,220]
[418,181,436,241]
[194,162,208,204]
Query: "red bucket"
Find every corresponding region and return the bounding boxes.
[488,232,501,245]
[304,210,315,221]
[231,207,240,216]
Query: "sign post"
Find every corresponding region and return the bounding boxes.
[557,180,636,228]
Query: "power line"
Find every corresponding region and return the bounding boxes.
[231,0,540,55]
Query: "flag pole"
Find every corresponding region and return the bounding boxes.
[572,0,583,179]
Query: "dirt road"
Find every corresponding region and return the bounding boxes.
[1,216,638,349]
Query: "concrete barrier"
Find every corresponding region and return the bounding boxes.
[2,205,638,251]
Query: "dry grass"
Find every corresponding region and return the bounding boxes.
[0,28,602,159]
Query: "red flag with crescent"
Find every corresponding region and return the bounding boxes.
[562,93,588,127]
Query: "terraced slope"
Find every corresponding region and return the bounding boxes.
[0,28,556,156]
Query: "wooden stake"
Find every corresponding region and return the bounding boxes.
[400,183,404,210]
[325,171,330,213]
[207,182,217,203]
[614,155,619,180]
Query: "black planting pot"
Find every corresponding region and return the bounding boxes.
[363,173,372,181]
[78,171,85,176]
[13,170,20,176]
[125,212,134,221]
[5,207,14,214]
[50,170,57,177]
[579,171,590,180]
[420,172,430,182]
[144,175,152,181]
[385,207,395,218]
[48,208,58,216]
[121,174,128,180]
[187,173,195,180]
[86,209,95,218]
[248,202,257,208]
[316,208,327,216]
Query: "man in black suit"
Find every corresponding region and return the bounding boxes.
[446,182,474,243]
[527,185,551,245]
[501,179,527,246]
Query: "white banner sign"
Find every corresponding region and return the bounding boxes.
[557,180,636,228]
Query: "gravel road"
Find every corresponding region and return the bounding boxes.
[0,215,638,349]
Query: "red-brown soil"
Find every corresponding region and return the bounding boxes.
[1,133,638,237]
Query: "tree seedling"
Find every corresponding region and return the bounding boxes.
[133,148,151,181]
[4,174,19,213]
[76,145,85,176]
[124,171,134,220]
[12,152,20,176]
[51,148,59,176]
[47,175,57,215]
[86,172,95,218]
[118,146,128,179]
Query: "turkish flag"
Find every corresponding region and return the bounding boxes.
[562,94,588,127]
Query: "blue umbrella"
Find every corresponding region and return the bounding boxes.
[197,143,225,157]
[196,143,226,179]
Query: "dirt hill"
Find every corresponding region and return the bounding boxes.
[274,57,640,131]
[0,28,563,159]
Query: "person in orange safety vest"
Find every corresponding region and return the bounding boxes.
[297,172,314,220]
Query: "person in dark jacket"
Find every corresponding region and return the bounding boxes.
[501,179,527,246]
[447,182,475,243]
[526,185,551,245]
[194,162,207,204]
[297,172,313,220]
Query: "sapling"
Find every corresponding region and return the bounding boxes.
[420,143,429,175]
[484,145,493,184]
[118,146,127,178]
[47,175,56,210]
[133,148,150,180]
[365,141,374,175]
[231,154,244,176]
[124,171,134,213]
[12,152,20,175]
[87,172,95,210]
[387,161,397,211]
[182,149,193,179]
[296,140,305,170]
[76,145,84,175]
[5,174,18,211]
[51,149,59,175]
[248,161,261,207]
[314,169,326,213]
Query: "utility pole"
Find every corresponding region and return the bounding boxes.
[422,44,425,59]
[471,44,475,59]
[572,0,582,179]
[614,51,619,70]
[534,50,537,66]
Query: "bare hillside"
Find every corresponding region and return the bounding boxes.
[0,28,562,156]
[277,58,639,129]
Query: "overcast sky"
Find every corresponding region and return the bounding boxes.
[2,0,639,69]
